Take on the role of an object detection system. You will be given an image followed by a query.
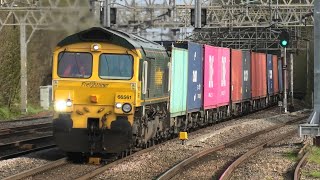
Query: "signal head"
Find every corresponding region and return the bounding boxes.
[279,30,290,48]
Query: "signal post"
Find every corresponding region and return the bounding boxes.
[279,30,290,113]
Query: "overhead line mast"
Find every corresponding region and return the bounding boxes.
[0,0,91,113]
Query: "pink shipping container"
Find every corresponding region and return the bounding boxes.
[203,45,230,109]
[251,52,267,99]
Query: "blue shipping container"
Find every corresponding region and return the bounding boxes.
[267,54,274,94]
[187,42,203,112]
[278,59,284,92]
[242,50,251,100]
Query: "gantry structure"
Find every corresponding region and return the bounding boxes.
[100,0,314,50]
[0,0,314,112]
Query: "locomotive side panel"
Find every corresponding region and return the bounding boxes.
[187,42,203,112]
[170,47,188,117]
[141,50,170,101]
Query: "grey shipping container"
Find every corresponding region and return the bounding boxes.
[267,54,274,94]
[278,59,284,92]
[186,42,203,112]
[242,50,251,100]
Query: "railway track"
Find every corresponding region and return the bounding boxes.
[0,115,53,123]
[0,129,55,160]
[0,123,52,138]
[294,143,310,180]
[3,143,161,180]
[1,107,305,179]
[156,115,308,180]
[219,130,297,180]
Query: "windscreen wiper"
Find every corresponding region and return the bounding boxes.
[57,48,67,64]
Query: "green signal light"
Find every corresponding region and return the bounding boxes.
[281,40,288,46]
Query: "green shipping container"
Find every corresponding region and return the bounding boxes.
[170,48,188,117]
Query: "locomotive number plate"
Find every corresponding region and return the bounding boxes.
[117,95,132,100]
[115,92,134,103]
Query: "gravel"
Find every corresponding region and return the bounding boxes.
[27,163,100,180]
[230,135,303,180]
[0,103,309,180]
[174,124,300,179]
[93,108,309,180]
[0,148,65,179]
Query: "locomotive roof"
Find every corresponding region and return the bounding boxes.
[57,27,165,52]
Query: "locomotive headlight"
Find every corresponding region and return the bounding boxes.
[91,44,101,52]
[122,103,132,113]
[115,103,122,109]
[93,45,99,51]
[66,99,72,107]
[55,100,67,111]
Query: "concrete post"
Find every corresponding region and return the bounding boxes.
[103,0,111,28]
[290,53,294,107]
[313,0,320,143]
[195,0,201,28]
[283,48,288,113]
[20,23,27,113]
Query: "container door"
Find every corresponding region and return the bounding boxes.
[242,50,251,100]
[267,54,274,95]
[278,59,284,92]
[260,53,267,97]
[170,48,188,117]
[187,42,203,112]
[231,49,242,103]
[203,45,218,109]
[272,55,279,94]
[204,45,230,109]
[251,52,258,99]
[220,48,231,106]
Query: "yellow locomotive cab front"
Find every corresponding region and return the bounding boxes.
[52,40,140,154]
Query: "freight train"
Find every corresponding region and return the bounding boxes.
[52,27,284,157]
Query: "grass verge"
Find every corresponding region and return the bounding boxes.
[309,171,320,178]
[308,147,320,165]
[283,150,298,161]
[0,105,51,121]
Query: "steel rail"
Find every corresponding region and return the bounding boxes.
[76,143,162,180]
[156,115,308,180]
[0,135,53,151]
[219,129,297,180]
[0,105,278,180]
[73,105,282,180]
[0,122,51,133]
[0,115,52,123]
[294,149,310,180]
[0,123,52,138]
[3,158,68,180]
[0,144,56,161]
